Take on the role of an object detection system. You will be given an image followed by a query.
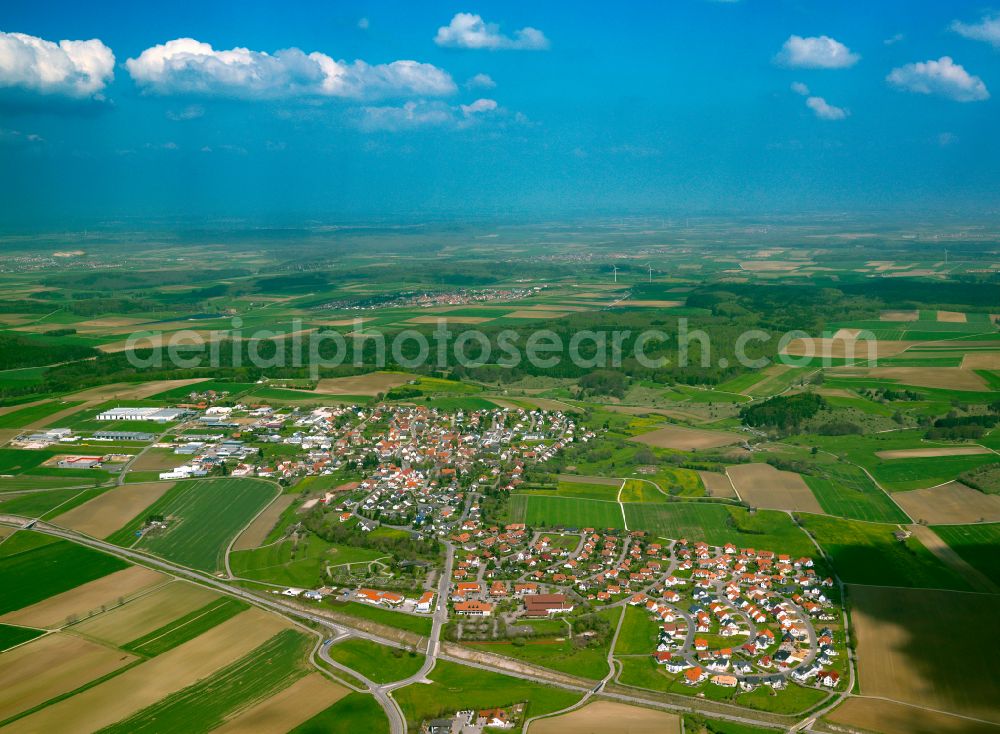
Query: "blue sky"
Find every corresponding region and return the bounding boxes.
[1,0,999,226]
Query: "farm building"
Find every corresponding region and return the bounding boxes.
[523,593,574,617]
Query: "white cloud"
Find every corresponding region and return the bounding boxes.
[883,33,905,46]
[125,38,456,99]
[357,101,456,130]
[790,81,810,96]
[938,132,958,147]
[951,12,1000,48]
[434,13,549,50]
[0,127,44,145]
[887,57,989,102]
[166,104,204,121]
[357,17,370,30]
[460,97,497,116]
[776,35,859,68]
[465,73,496,89]
[805,95,848,120]
[0,31,114,99]
[357,97,505,131]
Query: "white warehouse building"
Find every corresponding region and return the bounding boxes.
[96,407,189,423]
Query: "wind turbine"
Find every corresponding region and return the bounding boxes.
[647,264,653,283]
[612,265,618,284]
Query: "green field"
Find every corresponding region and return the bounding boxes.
[392,659,581,730]
[0,533,128,615]
[122,597,249,657]
[100,629,313,734]
[0,485,109,519]
[614,604,659,655]
[289,693,390,734]
[152,381,256,400]
[0,475,101,492]
[716,371,769,394]
[0,623,45,651]
[113,478,277,573]
[231,535,386,587]
[0,448,54,475]
[872,454,1000,492]
[637,466,707,498]
[799,514,973,590]
[624,503,817,557]
[930,523,1000,587]
[0,366,48,389]
[325,638,425,684]
[517,478,620,501]
[247,387,336,403]
[0,400,82,428]
[802,464,909,523]
[790,432,1000,491]
[522,495,626,530]
[620,478,670,503]
[0,529,57,556]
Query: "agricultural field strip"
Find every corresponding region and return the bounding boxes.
[0,564,168,628]
[124,597,245,653]
[0,632,139,723]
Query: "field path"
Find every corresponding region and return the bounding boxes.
[722,468,742,502]
[616,479,628,530]
[908,525,1000,594]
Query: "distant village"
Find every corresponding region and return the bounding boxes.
[317,285,544,311]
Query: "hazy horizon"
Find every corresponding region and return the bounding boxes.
[3,1,1000,227]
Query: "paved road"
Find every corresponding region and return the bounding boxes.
[318,638,407,734]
